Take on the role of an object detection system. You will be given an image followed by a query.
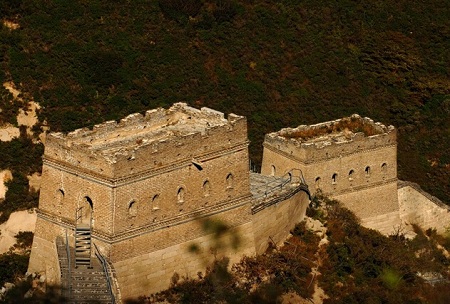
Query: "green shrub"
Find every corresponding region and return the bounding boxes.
[14,231,34,250]
[0,252,29,286]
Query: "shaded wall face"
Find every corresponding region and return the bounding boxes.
[110,190,311,299]
[334,182,399,219]
[399,186,450,234]
[108,204,253,262]
[110,206,256,298]
[38,163,114,233]
[27,217,63,284]
[252,190,310,254]
[112,148,250,233]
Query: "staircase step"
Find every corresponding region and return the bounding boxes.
[76,230,90,233]
[71,273,107,279]
[71,295,112,302]
[75,236,90,239]
[75,240,91,247]
[76,243,90,247]
[75,255,90,259]
[58,223,113,303]
[75,260,92,264]
[72,283,108,289]
[75,242,91,246]
[75,233,90,237]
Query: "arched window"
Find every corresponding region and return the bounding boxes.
[85,196,93,208]
[203,180,211,197]
[271,165,276,176]
[152,194,160,210]
[332,173,338,184]
[381,163,387,172]
[177,187,185,203]
[348,170,355,181]
[365,166,371,177]
[226,173,234,189]
[315,177,321,189]
[128,200,137,217]
[80,196,93,224]
[56,189,65,204]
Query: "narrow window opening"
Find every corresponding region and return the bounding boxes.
[332,173,338,184]
[177,187,185,203]
[203,180,211,197]
[84,196,93,211]
[315,177,321,189]
[381,163,387,179]
[365,166,371,177]
[271,165,276,176]
[152,194,160,210]
[128,200,137,217]
[348,170,355,181]
[226,173,234,189]
[57,189,65,204]
[79,196,93,225]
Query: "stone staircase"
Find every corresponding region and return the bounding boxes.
[75,225,92,267]
[70,264,112,303]
[56,237,114,303]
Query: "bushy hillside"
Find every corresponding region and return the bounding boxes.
[0,0,449,203]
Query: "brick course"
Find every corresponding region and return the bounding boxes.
[29,103,311,300]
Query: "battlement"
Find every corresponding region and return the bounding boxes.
[44,103,247,178]
[264,114,396,163]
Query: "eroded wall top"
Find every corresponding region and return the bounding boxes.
[44,103,247,177]
[264,114,396,162]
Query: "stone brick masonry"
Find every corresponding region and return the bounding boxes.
[29,105,449,301]
[28,103,311,300]
[261,114,400,234]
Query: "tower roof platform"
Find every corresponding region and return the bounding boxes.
[265,114,395,149]
[48,103,241,157]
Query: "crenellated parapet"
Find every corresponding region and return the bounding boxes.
[44,103,247,178]
[261,114,399,235]
[263,114,396,164]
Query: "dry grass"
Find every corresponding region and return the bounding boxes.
[282,117,381,140]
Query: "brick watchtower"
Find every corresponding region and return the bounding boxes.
[261,114,400,233]
[28,103,255,297]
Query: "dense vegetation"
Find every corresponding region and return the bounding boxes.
[0,232,32,287]
[0,0,449,206]
[134,196,450,303]
[0,132,42,223]
[0,231,67,303]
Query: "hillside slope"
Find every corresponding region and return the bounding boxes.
[0,0,449,205]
